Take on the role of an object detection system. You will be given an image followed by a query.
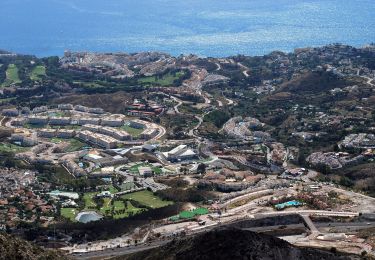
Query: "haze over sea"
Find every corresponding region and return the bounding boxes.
[1,0,374,57]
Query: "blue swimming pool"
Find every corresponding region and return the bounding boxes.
[275,200,303,210]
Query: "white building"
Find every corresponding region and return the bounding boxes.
[88,107,105,114]
[56,129,76,138]
[1,108,19,117]
[163,145,197,162]
[32,106,48,114]
[138,166,153,177]
[74,105,88,112]
[37,129,57,138]
[141,128,159,140]
[78,117,101,125]
[101,127,131,141]
[78,130,117,149]
[11,133,38,147]
[58,104,74,110]
[101,117,124,127]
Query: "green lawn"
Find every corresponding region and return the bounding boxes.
[83,192,97,210]
[0,143,29,153]
[64,139,86,152]
[129,163,162,175]
[99,198,112,215]
[49,138,86,153]
[61,197,143,221]
[50,137,64,144]
[61,208,78,222]
[82,191,144,219]
[112,200,144,219]
[71,190,160,221]
[73,80,106,88]
[121,190,173,209]
[108,185,119,194]
[121,125,144,137]
[30,65,46,81]
[138,71,185,86]
[2,64,21,87]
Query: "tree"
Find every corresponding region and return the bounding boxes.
[197,163,206,174]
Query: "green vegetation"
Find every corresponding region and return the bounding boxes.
[179,104,203,115]
[111,200,143,219]
[121,190,173,209]
[170,207,209,221]
[61,208,79,222]
[108,185,119,194]
[83,192,97,210]
[0,97,16,104]
[99,198,112,215]
[129,163,162,175]
[50,137,64,144]
[0,143,29,153]
[2,64,21,87]
[203,110,230,128]
[49,111,68,117]
[45,138,86,152]
[121,125,144,137]
[64,139,86,152]
[138,71,185,86]
[30,65,46,81]
[24,123,46,129]
[61,189,171,221]
[73,80,106,89]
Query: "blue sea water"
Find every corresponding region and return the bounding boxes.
[0,0,374,57]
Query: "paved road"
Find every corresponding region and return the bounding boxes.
[188,115,203,137]
[0,116,6,126]
[237,62,250,78]
[71,240,171,260]
[300,214,319,238]
[361,76,374,87]
[221,189,273,209]
[71,219,375,259]
[215,62,221,71]
[256,210,359,218]
[170,95,183,114]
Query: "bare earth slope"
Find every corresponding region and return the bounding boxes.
[0,233,66,260]
[115,228,361,260]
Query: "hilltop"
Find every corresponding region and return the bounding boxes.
[115,229,361,260]
[0,232,66,260]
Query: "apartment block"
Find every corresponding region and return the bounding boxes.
[49,117,71,125]
[77,117,101,125]
[28,116,49,125]
[37,129,57,138]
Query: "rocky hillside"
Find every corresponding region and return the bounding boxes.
[116,229,361,260]
[0,233,66,260]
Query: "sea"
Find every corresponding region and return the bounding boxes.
[0,0,374,57]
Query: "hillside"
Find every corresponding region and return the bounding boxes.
[0,233,66,260]
[278,71,348,94]
[115,229,361,260]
